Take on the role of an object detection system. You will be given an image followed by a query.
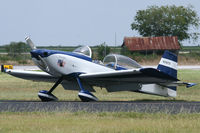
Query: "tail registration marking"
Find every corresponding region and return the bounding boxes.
[159,58,177,70]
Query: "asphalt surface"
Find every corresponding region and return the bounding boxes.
[0,100,200,113]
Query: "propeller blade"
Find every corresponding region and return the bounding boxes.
[25,36,37,50]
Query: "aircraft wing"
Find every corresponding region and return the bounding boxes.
[79,68,179,84]
[4,69,58,82]
[4,67,177,84]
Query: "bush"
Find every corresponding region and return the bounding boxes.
[5,42,30,57]
[97,43,110,60]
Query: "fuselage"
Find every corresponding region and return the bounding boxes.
[30,49,115,77]
[30,49,177,98]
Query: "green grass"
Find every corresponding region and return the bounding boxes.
[182,46,200,51]
[0,54,31,64]
[0,70,200,133]
[177,70,200,101]
[0,112,200,133]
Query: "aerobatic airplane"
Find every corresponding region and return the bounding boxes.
[1,37,196,102]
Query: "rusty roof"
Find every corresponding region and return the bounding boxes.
[122,36,180,51]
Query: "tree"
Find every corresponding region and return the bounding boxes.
[131,5,200,43]
[120,45,131,56]
[97,42,110,60]
[5,42,29,57]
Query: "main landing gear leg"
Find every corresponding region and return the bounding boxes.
[38,77,63,102]
[76,77,98,102]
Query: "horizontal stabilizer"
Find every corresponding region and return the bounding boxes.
[186,83,197,88]
[160,81,197,88]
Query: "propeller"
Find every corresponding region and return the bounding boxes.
[25,36,37,50]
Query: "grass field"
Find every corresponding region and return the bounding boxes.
[0,112,200,133]
[0,70,200,133]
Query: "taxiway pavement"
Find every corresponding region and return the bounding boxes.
[0,100,200,113]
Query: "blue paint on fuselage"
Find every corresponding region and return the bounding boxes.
[106,62,127,70]
[115,65,127,70]
[30,49,92,62]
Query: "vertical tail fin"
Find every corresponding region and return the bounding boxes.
[157,50,177,79]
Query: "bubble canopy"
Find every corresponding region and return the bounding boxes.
[73,46,92,58]
[103,54,142,69]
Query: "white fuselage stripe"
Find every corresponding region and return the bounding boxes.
[159,58,177,70]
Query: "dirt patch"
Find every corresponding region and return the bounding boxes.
[138,55,200,66]
[178,56,200,65]
[0,60,35,66]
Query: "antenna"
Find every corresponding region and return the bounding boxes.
[115,32,116,47]
[115,32,117,53]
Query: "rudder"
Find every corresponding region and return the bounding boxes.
[157,50,177,79]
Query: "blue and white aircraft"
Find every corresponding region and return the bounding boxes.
[3,37,196,102]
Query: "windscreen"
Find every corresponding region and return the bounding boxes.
[103,55,116,66]
[103,54,141,69]
[116,54,141,69]
[73,46,92,58]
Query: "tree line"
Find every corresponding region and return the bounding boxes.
[2,41,111,60]
[4,42,30,57]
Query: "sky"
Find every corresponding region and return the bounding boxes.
[0,0,199,46]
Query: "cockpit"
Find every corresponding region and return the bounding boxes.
[72,46,141,70]
[103,54,141,70]
[73,46,92,58]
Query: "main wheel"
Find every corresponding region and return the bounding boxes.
[78,90,98,102]
[38,90,58,102]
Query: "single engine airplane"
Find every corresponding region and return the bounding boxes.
[2,37,196,102]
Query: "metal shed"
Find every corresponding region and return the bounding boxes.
[122,36,180,53]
